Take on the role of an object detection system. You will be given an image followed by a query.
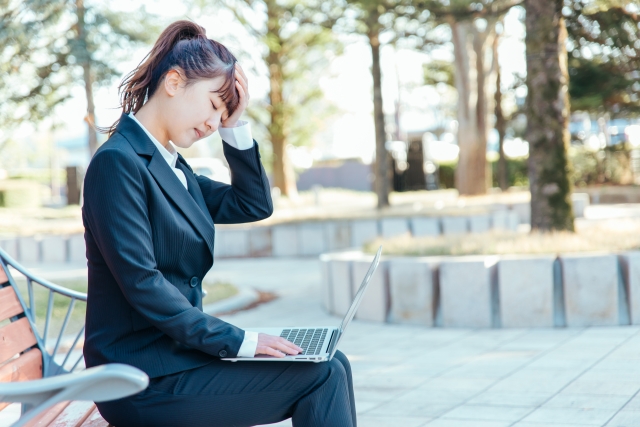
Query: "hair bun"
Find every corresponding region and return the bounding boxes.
[167,20,206,42]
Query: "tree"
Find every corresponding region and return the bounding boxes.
[524,0,574,231]
[201,0,342,198]
[336,1,435,208]
[564,1,640,114]
[493,25,509,191]
[415,0,520,195]
[0,0,157,155]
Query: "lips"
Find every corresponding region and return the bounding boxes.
[194,128,203,138]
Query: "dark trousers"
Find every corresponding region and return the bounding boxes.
[96,351,356,427]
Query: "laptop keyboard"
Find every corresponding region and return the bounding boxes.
[280,328,329,355]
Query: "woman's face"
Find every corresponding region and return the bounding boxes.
[161,71,230,149]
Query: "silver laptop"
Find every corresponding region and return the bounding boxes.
[222,246,382,363]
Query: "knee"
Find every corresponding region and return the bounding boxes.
[326,356,348,383]
[332,350,352,373]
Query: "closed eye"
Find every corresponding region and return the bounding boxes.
[211,101,218,110]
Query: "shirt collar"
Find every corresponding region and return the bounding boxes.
[128,113,178,168]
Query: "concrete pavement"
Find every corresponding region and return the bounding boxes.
[3,257,640,427]
[214,258,640,427]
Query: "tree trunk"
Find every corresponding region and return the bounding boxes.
[266,8,297,199]
[83,64,98,156]
[525,0,574,231]
[494,32,508,191]
[76,0,98,156]
[369,29,390,208]
[450,20,496,196]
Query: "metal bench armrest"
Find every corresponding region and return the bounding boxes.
[0,364,149,427]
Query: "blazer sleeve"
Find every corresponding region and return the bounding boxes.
[83,148,245,358]
[194,140,273,224]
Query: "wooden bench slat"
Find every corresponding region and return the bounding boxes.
[0,349,42,412]
[46,401,95,427]
[78,407,111,427]
[0,317,37,365]
[0,286,23,322]
[0,265,113,427]
[23,401,71,427]
[0,348,42,384]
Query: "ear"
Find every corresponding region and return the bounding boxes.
[163,69,184,97]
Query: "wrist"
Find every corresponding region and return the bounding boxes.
[221,120,239,128]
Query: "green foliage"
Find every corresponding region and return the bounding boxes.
[0,180,43,208]
[491,158,529,187]
[438,158,529,189]
[0,0,159,144]
[569,57,636,112]
[439,144,633,190]
[423,60,455,86]
[570,143,634,187]
[204,0,343,146]
[565,0,640,113]
[437,162,456,189]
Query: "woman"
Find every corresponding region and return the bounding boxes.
[82,20,357,427]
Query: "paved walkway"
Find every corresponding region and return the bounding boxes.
[213,258,640,427]
[4,258,640,426]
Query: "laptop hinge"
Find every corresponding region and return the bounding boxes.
[326,329,340,357]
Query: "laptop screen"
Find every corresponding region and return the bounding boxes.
[338,246,382,335]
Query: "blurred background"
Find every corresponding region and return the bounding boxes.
[1,0,640,237]
[5,4,640,426]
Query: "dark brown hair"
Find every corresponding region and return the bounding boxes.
[103,20,238,135]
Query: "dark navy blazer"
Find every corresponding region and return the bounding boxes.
[82,113,273,379]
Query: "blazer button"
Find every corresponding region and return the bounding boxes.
[219,350,227,357]
[190,277,199,288]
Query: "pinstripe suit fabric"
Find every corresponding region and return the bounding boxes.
[97,350,356,427]
[83,113,356,426]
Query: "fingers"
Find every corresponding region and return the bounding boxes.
[235,80,246,101]
[255,334,303,358]
[281,337,303,354]
[274,338,302,355]
[234,64,249,101]
[235,77,249,103]
[256,345,286,358]
[235,62,248,84]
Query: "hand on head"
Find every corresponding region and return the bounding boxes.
[221,63,250,129]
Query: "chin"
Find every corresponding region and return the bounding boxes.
[172,138,196,149]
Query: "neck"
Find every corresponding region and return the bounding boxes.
[134,102,171,148]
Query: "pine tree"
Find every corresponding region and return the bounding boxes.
[0,0,158,154]
[203,0,343,198]
[565,0,640,114]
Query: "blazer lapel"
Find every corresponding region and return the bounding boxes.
[147,153,215,254]
[115,113,216,254]
[175,158,214,227]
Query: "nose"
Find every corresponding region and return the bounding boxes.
[205,112,222,133]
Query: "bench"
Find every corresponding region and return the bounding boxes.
[0,248,148,427]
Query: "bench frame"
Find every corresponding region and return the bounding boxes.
[0,247,148,427]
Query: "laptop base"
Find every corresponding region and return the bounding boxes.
[221,326,336,363]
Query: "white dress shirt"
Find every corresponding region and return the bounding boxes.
[128,113,259,358]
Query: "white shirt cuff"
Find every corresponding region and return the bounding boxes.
[219,120,254,150]
[236,330,259,358]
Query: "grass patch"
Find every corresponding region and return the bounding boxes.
[11,278,88,342]
[202,280,238,302]
[364,219,640,257]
